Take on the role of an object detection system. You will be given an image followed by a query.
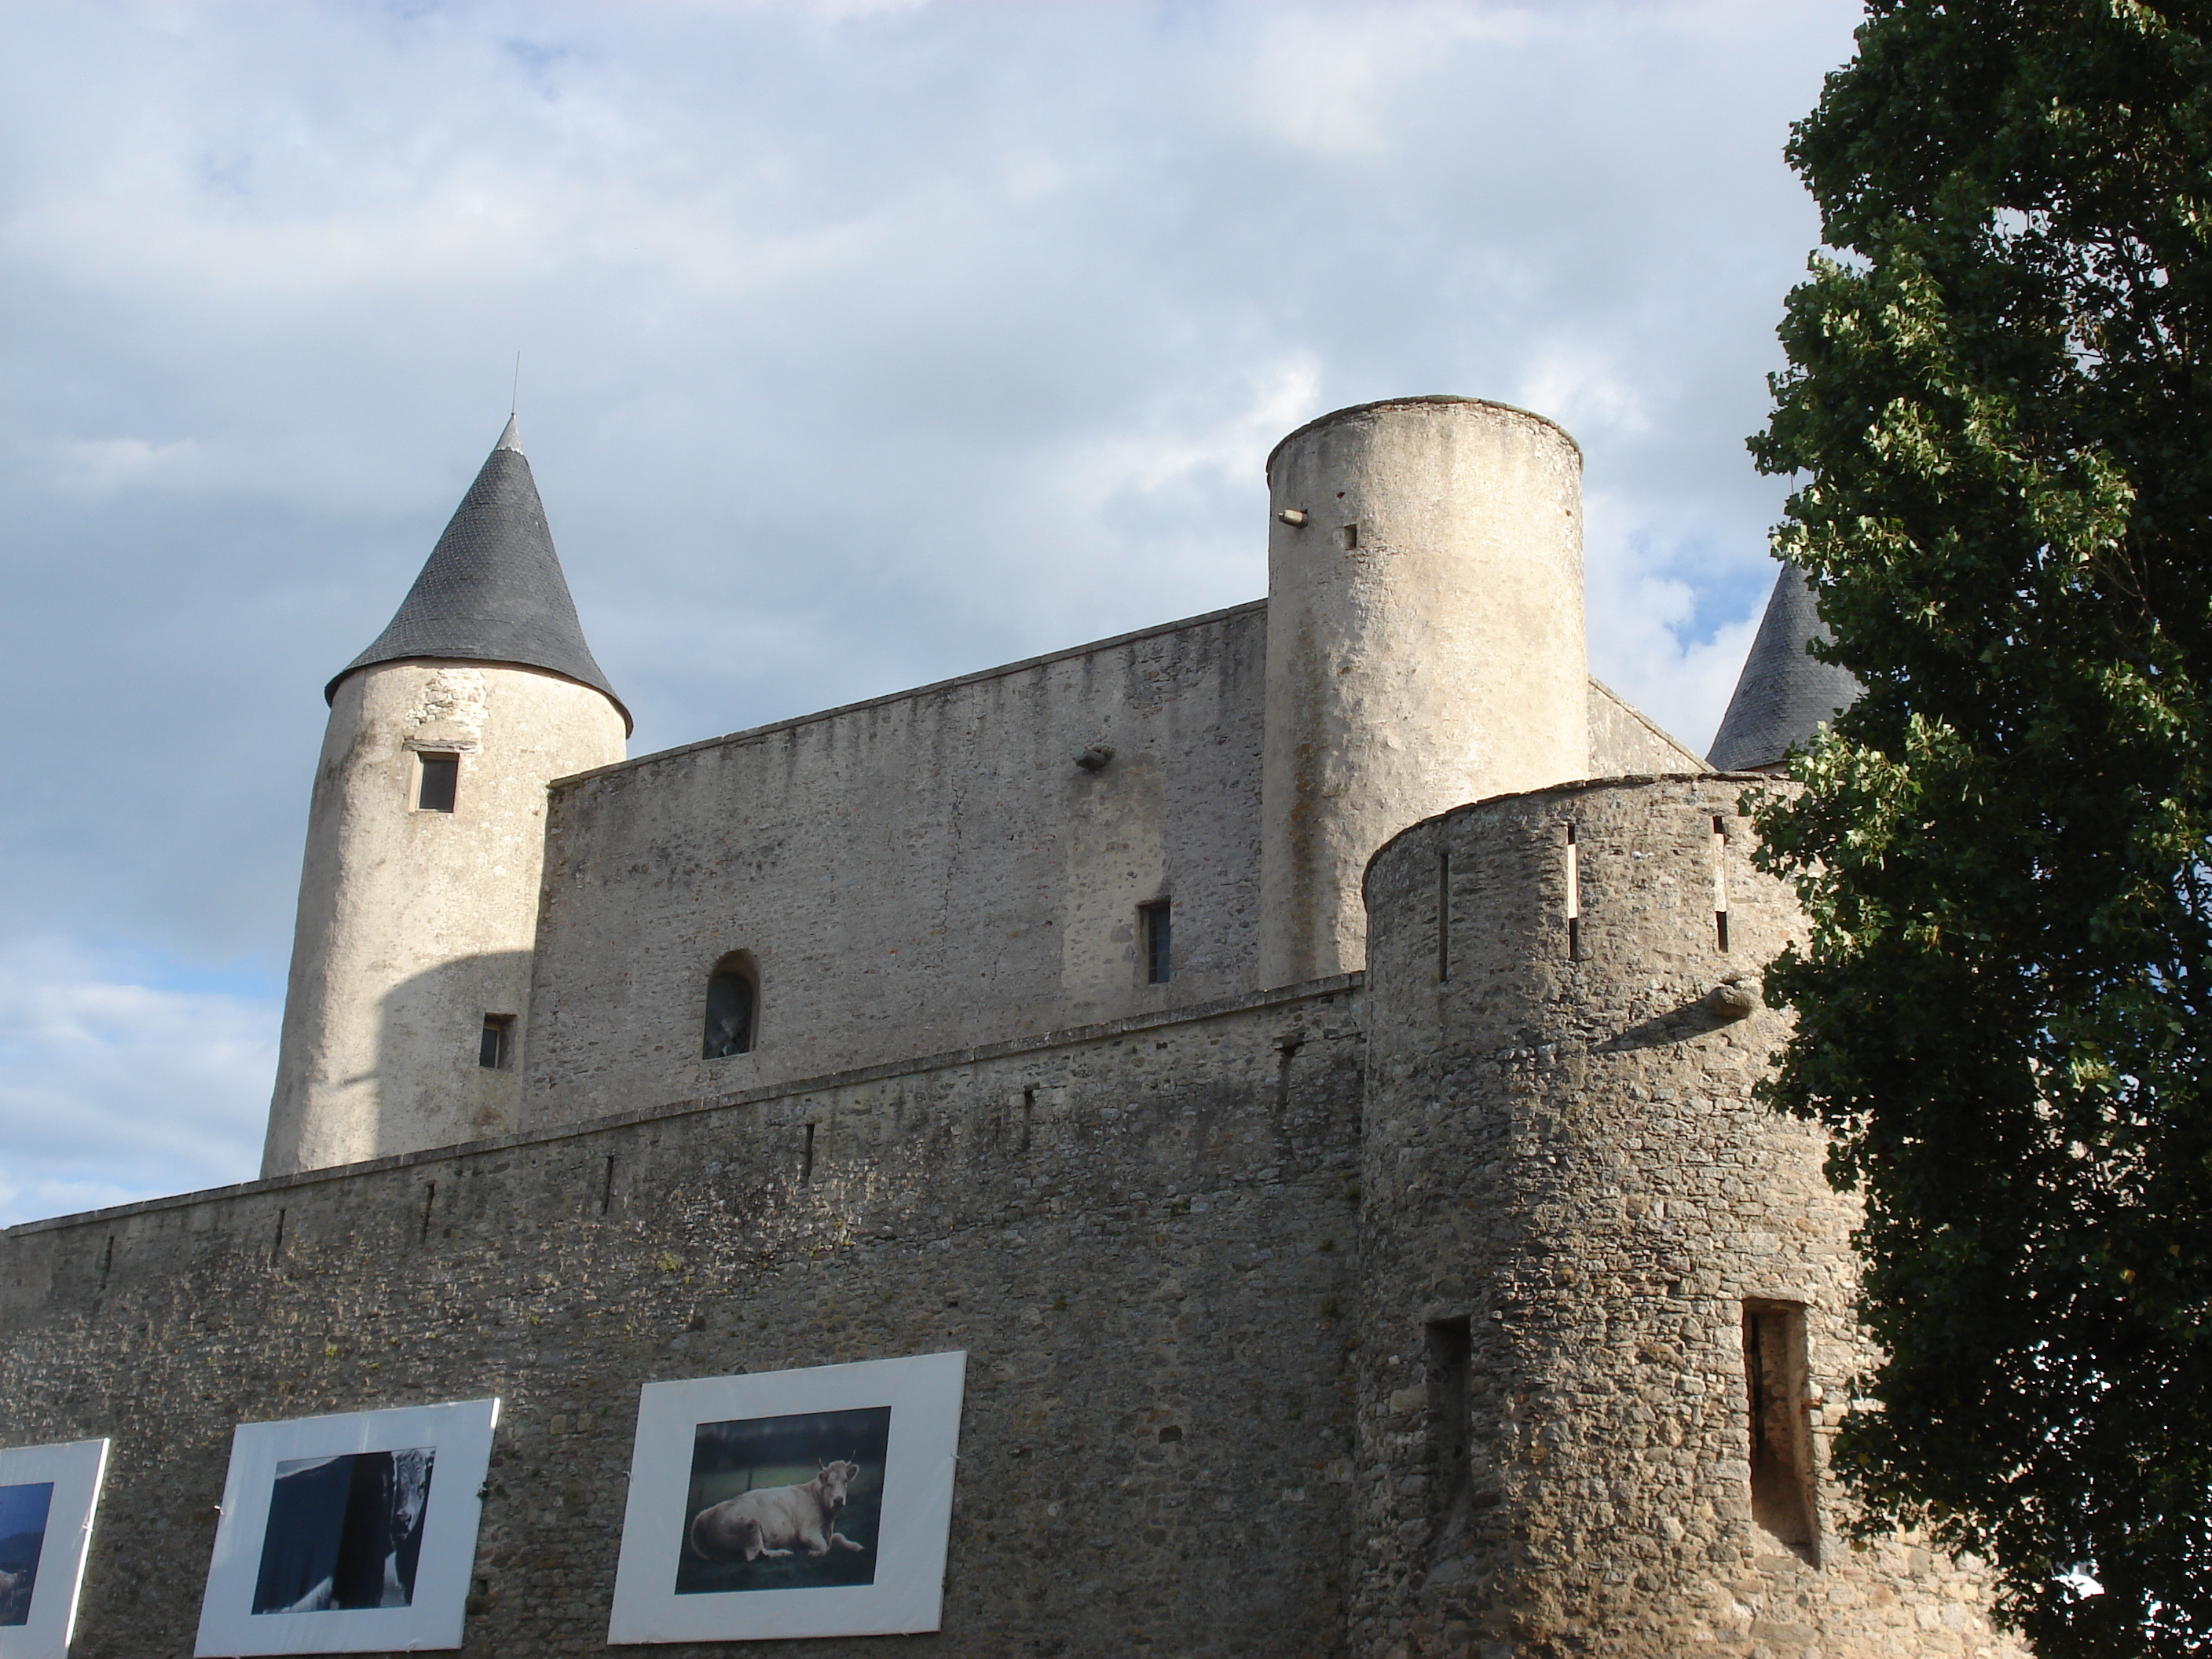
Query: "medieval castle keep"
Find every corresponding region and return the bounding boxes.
[2,397,2018,1657]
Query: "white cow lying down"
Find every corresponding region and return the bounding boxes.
[689,1461,867,1562]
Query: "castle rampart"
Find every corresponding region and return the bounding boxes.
[520,601,1271,1130]
[513,613,1690,1146]
[3,980,1365,1658]
[1355,775,2023,1658]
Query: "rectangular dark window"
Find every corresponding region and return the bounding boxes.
[1141,900,1172,984]
[1714,815,1730,951]
[1744,1299,1818,1558]
[1426,1316,1471,1519]
[417,753,459,813]
[1437,849,1452,983]
[1565,822,1582,961]
[478,1014,515,1070]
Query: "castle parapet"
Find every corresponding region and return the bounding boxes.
[1353,773,2023,1659]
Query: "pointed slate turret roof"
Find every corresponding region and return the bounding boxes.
[1706,562,1861,771]
[328,417,631,731]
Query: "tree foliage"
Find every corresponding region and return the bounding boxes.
[1749,2,2212,1652]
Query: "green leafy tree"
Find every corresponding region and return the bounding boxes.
[1749,2,2212,1653]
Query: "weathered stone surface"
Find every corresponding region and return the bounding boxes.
[1587,679,1704,778]
[522,603,1272,1133]
[2,983,1364,1659]
[266,660,628,1176]
[6,386,2038,1658]
[1354,775,2026,1659]
[1261,399,1588,987]
[1,773,2035,1658]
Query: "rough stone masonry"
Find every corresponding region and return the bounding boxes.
[0,396,2029,1657]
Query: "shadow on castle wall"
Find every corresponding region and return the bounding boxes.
[369,950,536,1150]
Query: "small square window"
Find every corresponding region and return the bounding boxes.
[1141,900,1172,985]
[417,753,459,813]
[479,1014,515,1070]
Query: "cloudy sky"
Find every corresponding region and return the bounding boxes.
[0,0,1862,1224]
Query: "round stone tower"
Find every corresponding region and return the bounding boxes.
[1351,774,2023,1658]
[262,419,630,1176]
[1259,397,1587,988]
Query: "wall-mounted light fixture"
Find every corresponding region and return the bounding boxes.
[1278,508,1308,526]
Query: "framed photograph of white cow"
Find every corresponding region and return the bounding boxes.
[607,1350,967,1644]
[192,1397,499,1657]
[0,1437,108,1659]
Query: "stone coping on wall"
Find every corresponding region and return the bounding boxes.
[1261,393,1584,478]
[5,969,1364,1240]
[1589,676,1708,769]
[1358,767,1786,902]
[545,596,1273,792]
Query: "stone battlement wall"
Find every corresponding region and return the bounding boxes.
[517,590,1700,1140]
[1,980,1364,1659]
[1,775,2026,1659]
[522,602,1273,1131]
[1354,775,2024,1659]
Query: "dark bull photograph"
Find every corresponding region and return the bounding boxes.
[677,1406,892,1597]
[251,1446,436,1614]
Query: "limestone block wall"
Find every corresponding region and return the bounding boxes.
[0,982,1363,1659]
[1587,679,1703,777]
[1354,775,2026,1659]
[266,661,628,1175]
[522,603,1269,1132]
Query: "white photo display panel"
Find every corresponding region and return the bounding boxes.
[0,1437,108,1659]
[607,1351,967,1644]
[193,1397,499,1657]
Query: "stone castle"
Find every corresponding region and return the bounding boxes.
[1,396,2019,1657]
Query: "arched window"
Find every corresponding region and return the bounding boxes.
[702,954,760,1059]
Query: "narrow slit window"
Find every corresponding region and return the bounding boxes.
[1426,1316,1471,1521]
[416,752,459,813]
[478,1013,515,1070]
[1141,900,1172,985]
[1565,823,1581,960]
[702,955,759,1058]
[1437,849,1452,983]
[1336,522,1359,551]
[1713,815,1730,952]
[1743,1300,1818,1558]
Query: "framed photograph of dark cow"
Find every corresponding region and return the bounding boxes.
[0,1437,107,1659]
[192,1397,499,1657]
[608,1351,966,1643]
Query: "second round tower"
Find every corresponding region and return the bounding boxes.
[1259,397,1587,987]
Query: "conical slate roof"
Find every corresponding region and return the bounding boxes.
[1707,562,1861,771]
[328,417,630,731]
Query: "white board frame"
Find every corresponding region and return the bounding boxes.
[0,1437,108,1659]
[608,1351,967,1644]
[193,1397,499,1657]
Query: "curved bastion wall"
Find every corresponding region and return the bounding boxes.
[1354,774,2027,1659]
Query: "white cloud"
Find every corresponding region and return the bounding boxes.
[52,436,202,495]
[0,940,273,1225]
